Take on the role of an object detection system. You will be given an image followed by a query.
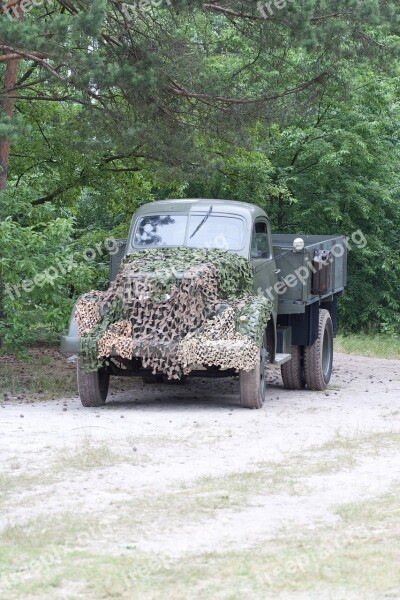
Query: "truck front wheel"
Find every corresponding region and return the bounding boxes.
[239,338,267,409]
[304,309,333,391]
[77,360,110,407]
[281,345,305,390]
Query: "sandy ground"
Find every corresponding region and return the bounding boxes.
[1,351,400,598]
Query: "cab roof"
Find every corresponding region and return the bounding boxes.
[135,199,268,221]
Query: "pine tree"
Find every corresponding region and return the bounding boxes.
[1,0,398,188]
[0,0,399,346]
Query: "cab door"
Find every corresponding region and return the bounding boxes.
[250,218,279,313]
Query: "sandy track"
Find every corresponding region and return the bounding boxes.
[1,352,400,598]
[1,352,399,553]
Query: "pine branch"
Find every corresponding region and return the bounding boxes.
[203,3,266,21]
[311,13,348,22]
[203,4,348,24]
[0,46,67,83]
[0,52,48,63]
[166,73,329,106]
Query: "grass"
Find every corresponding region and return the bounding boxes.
[0,345,77,401]
[0,471,53,496]
[1,484,400,599]
[8,429,392,543]
[2,429,399,527]
[116,429,400,537]
[127,433,195,448]
[335,333,400,360]
[0,437,148,515]
[317,430,400,454]
[1,430,400,598]
[53,437,145,471]
[0,344,136,402]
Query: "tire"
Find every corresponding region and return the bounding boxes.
[304,309,333,391]
[239,337,267,409]
[77,359,110,407]
[281,345,305,390]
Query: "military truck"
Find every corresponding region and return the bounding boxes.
[61,199,347,409]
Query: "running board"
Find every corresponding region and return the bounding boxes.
[274,353,291,366]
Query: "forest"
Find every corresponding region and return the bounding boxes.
[1,0,399,350]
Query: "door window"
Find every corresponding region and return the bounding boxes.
[251,221,270,258]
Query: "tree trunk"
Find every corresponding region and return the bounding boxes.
[0,56,19,347]
[0,57,19,191]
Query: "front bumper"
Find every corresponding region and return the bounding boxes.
[61,335,80,354]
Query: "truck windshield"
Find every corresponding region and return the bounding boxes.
[187,215,244,250]
[133,214,244,250]
[134,215,187,247]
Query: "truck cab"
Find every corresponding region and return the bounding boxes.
[113,199,280,359]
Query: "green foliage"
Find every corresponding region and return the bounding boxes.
[189,76,400,333]
[0,0,399,348]
[335,333,400,359]
[0,112,29,141]
[0,215,110,348]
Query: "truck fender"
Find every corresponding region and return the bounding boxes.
[60,304,80,354]
[67,304,79,337]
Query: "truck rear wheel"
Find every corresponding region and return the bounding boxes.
[281,345,305,390]
[77,360,110,407]
[304,309,333,391]
[239,338,267,409]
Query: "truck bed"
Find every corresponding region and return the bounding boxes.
[271,234,347,314]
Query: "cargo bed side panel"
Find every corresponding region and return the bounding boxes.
[272,234,347,312]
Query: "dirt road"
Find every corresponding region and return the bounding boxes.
[1,352,400,599]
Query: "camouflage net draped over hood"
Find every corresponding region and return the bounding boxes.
[75,248,272,379]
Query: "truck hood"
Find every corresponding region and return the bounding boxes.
[75,248,272,379]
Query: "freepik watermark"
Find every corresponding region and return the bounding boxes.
[261,229,367,303]
[2,0,171,21]
[112,556,168,592]
[120,0,171,20]
[4,231,230,303]
[257,0,296,19]
[262,523,373,589]
[2,520,115,590]
[4,237,121,302]
[4,228,366,303]
[3,0,45,21]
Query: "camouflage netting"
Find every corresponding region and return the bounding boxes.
[75,248,273,379]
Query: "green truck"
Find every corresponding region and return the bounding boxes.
[61,199,347,409]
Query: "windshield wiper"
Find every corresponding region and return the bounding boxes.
[189,205,213,240]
